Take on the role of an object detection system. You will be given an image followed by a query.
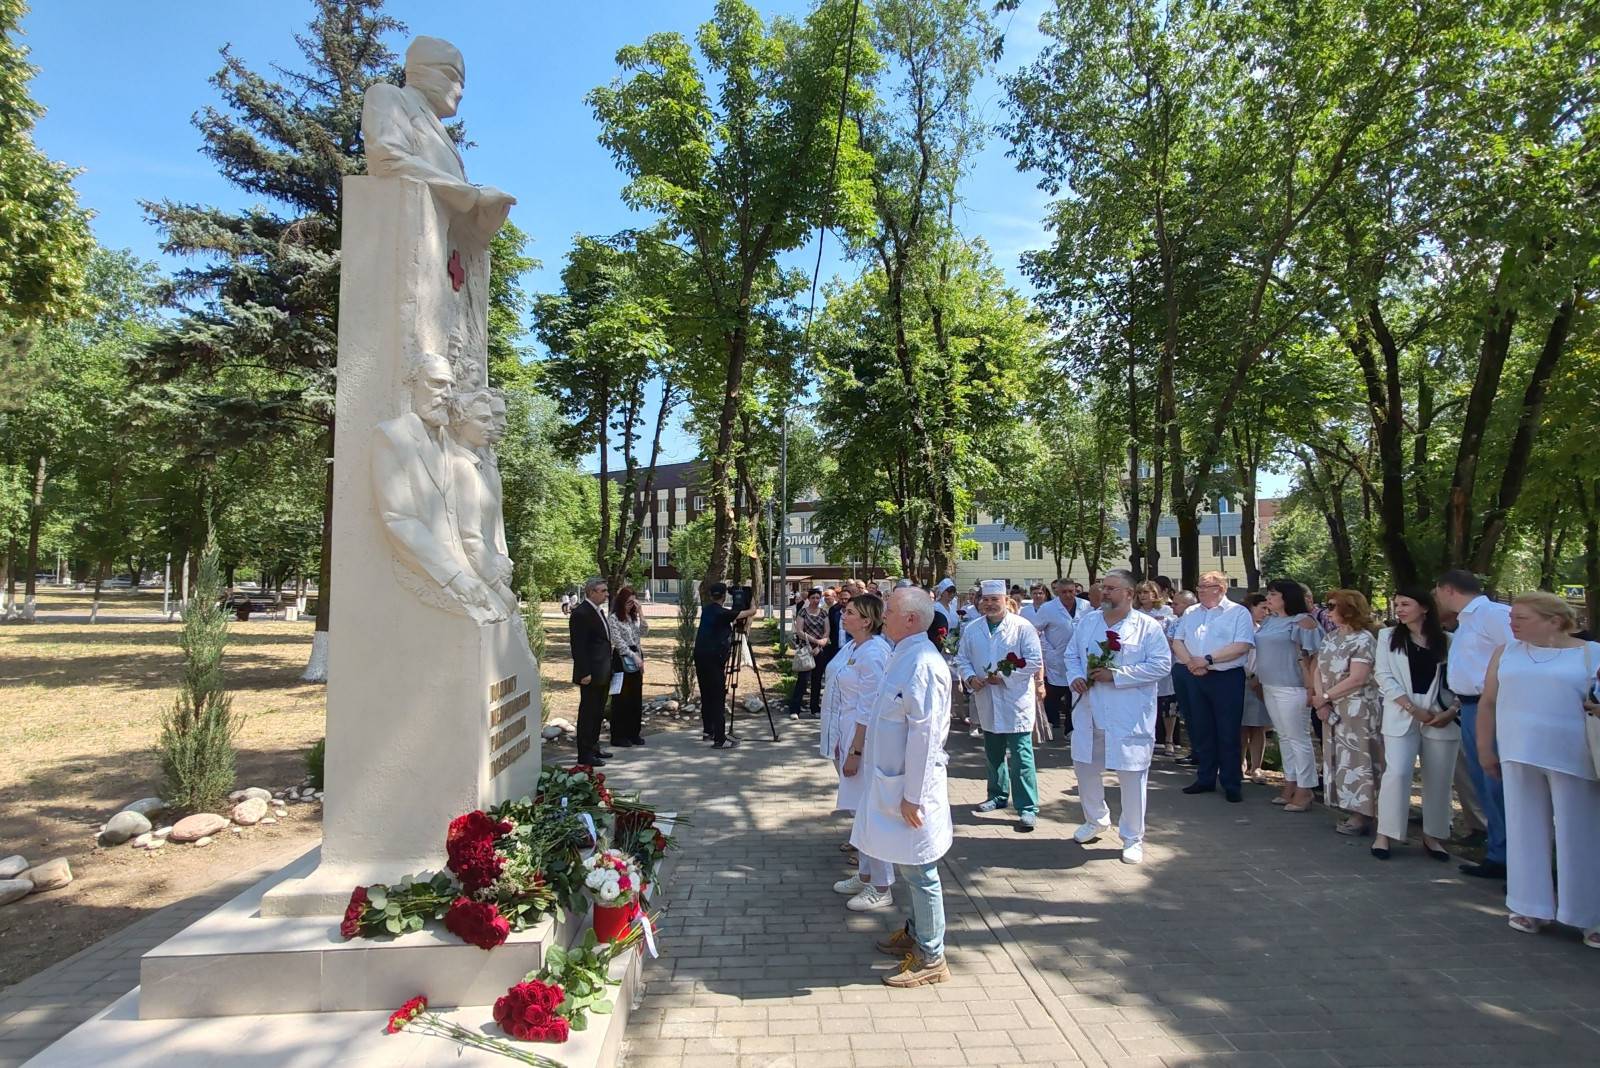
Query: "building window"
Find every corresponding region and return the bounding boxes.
[1211,535,1238,557]
[1217,497,1231,514]
[1169,537,1179,558]
[965,508,978,526]
[657,551,669,567]
[657,578,670,594]
[1228,577,1239,588]
[800,547,814,565]
[1024,542,1043,561]
[693,495,704,510]
[993,542,1011,562]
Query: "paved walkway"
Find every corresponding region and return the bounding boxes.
[5,725,1597,1068]
[623,724,1600,1068]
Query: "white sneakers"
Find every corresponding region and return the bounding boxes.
[833,874,866,895]
[846,885,893,911]
[1072,820,1111,844]
[1121,842,1144,865]
[1019,812,1037,830]
[975,799,1005,813]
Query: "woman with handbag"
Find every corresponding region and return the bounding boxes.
[1476,591,1600,948]
[789,588,829,720]
[1372,588,1458,861]
[607,586,649,748]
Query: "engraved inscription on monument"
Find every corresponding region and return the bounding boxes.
[489,690,530,727]
[490,716,527,752]
[489,674,518,702]
[490,736,531,778]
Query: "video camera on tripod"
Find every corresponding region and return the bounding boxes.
[722,584,778,741]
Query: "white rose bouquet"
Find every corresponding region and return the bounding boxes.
[580,847,642,907]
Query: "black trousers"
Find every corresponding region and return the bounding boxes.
[695,654,728,743]
[576,678,610,760]
[1043,681,1072,731]
[1187,669,1246,790]
[611,661,643,744]
[788,668,822,716]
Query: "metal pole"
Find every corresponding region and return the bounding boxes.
[779,410,789,653]
[163,552,171,615]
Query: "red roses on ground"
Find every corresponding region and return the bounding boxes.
[341,886,369,940]
[493,979,569,1042]
[444,895,511,950]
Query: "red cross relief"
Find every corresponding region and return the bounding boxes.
[447,250,465,292]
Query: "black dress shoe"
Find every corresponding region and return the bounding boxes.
[1424,844,1451,862]
[580,754,608,767]
[629,736,647,747]
[597,749,614,759]
[1459,860,1506,879]
[713,737,740,750]
[1182,783,1216,795]
[610,738,635,748]
[1224,790,1243,803]
[1370,846,1391,860]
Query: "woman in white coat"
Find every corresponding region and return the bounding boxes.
[1372,588,1458,861]
[824,593,895,911]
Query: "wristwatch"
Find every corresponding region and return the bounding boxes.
[1204,654,1215,665]
[849,749,863,757]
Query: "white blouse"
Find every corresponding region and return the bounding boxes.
[1494,640,1600,780]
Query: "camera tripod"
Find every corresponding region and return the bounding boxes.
[723,619,779,742]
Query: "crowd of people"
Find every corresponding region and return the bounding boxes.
[795,567,1600,987]
[566,565,1600,988]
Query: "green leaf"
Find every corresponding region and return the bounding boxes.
[384,916,402,935]
[593,999,614,1015]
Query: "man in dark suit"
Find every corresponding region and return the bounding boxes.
[568,576,615,766]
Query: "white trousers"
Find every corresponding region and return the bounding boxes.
[1376,726,1459,841]
[1502,761,1600,930]
[857,851,894,888]
[1262,684,1319,788]
[1074,728,1149,846]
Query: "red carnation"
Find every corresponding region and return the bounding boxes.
[386,994,428,1033]
[1105,629,1122,652]
[445,896,511,950]
[653,830,668,852]
[340,886,369,940]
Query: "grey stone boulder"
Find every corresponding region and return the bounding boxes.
[0,878,32,906]
[122,797,168,819]
[21,858,72,892]
[0,854,27,879]
[170,813,229,842]
[100,810,153,846]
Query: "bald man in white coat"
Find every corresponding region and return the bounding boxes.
[851,587,953,988]
[1066,569,1172,864]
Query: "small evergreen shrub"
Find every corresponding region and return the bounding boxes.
[158,544,242,810]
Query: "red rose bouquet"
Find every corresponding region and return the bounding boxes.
[338,874,455,940]
[385,993,564,1065]
[987,651,1028,678]
[444,895,512,950]
[494,979,569,1042]
[446,810,515,893]
[1086,628,1122,674]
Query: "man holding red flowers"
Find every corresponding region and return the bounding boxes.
[955,578,1046,832]
[1066,569,1172,864]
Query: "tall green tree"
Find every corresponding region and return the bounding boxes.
[0,0,93,324]
[589,0,877,590]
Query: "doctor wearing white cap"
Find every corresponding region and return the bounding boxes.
[956,578,1046,830]
[932,577,960,633]
[1065,568,1172,863]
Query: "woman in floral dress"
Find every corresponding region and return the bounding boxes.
[1312,590,1385,835]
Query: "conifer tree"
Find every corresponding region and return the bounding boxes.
[141,1,403,679]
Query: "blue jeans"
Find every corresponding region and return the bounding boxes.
[1187,669,1246,791]
[895,860,945,960]
[1456,696,1507,864]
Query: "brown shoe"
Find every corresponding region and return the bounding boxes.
[883,951,950,988]
[874,927,916,957]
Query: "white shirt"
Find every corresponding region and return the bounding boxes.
[1446,595,1513,696]
[1064,609,1173,771]
[1173,597,1255,670]
[850,633,953,866]
[954,612,1043,734]
[1031,597,1079,686]
[935,600,958,629]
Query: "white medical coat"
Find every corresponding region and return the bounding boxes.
[954,612,1043,734]
[1031,597,1079,686]
[850,633,953,866]
[825,635,892,811]
[1065,609,1172,771]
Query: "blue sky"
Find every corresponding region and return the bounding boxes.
[20,1,1287,497]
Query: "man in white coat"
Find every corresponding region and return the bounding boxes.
[851,587,953,988]
[957,579,1046,831]
[1066,569,1172,864]
[1032,578,1080,744]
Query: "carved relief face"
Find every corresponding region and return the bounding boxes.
[487,397,507,445]
[455,396,495,448]
[409,64,465,119]
[412,354,455,428]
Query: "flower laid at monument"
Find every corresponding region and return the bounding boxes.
[385,994,565,1066]
[493,921,651,1043]
[340,763,677,953]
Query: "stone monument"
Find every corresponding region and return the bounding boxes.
[262,35,540,916]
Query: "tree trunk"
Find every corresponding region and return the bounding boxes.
[1346,309,1421,588]
[1581,478,1600,632]
[22,453,47,619]
[1174,501,1200,591]
[705,324,748,592]
[1444,251,1518,567]
[1470,291,1577,573]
